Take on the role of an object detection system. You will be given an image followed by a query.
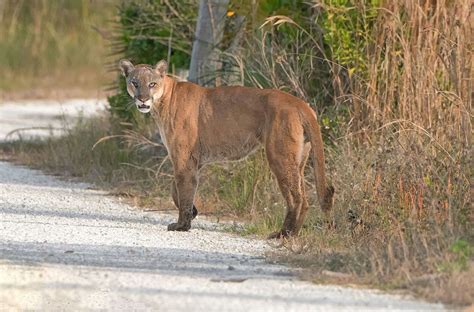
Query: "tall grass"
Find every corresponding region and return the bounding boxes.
[353,0,471,143]
[237,0,472,304]
[0,0,115,95]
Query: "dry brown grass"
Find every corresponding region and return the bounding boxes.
[414,265,474,306]
[266,134,472,305]
[353,0,471,142]
[231,0,472,306]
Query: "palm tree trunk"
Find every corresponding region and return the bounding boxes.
[188,0,229,86]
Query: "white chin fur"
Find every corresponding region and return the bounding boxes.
[138,107,151,113]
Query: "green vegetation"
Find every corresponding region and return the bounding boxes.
[1,0,471,306]
[0,0,115,97]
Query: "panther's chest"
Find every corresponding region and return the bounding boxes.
[156,127,170,154]
[152,117,169,152]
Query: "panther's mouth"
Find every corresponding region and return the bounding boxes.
[137,103,151,113]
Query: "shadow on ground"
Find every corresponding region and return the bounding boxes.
[0,240,290,280]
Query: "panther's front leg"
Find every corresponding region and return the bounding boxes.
[171,181,198,219]
[167,163,198,231]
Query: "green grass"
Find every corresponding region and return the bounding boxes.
[0,0,116,95]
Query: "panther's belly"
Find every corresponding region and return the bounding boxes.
[199,137,261,165]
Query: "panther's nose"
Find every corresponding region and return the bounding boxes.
[136,95,148,102]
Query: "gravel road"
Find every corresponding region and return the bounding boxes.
[0,161,445,311]
[0,99,106,140]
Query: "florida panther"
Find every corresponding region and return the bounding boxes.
[119,59,334,238]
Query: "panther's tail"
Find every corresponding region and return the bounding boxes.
[300,106,334,212]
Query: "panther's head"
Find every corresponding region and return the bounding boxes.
[119,59,168,113]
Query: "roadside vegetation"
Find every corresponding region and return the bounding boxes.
[0,0,115,98]
[1,0,471,306]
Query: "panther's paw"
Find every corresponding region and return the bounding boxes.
[167,222,191,231]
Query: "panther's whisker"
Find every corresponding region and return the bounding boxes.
[126,100,135,111]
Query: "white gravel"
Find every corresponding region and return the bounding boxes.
[0,161,446,311]
[0,99,107,141]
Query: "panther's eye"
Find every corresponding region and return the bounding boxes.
[131,81,139,88]
[149,82,156,88]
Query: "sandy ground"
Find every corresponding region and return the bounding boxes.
[0,99,446,310]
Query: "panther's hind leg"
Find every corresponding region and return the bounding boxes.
[294,142,311,233]
[265,115,306,238]
[266,168,303,239]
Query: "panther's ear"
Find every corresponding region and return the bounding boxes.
[155,60,168,77]
[119,59,134,77]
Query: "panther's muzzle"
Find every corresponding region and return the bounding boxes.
[136,98,152,113]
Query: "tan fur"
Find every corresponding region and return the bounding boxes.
[120,59,334,237]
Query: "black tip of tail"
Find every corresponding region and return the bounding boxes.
[192,204,198,219]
